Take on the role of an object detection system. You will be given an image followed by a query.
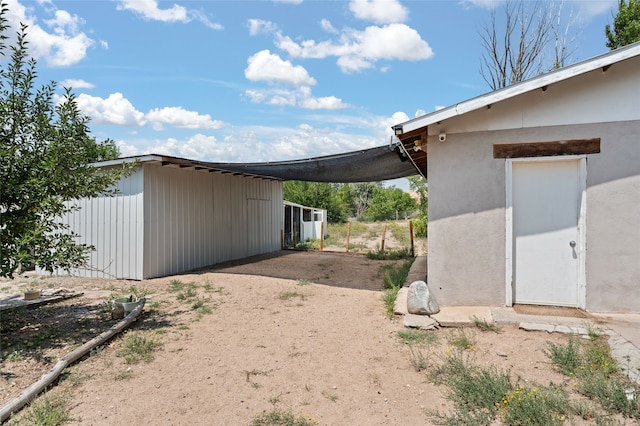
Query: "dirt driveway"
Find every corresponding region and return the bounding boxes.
[1,251,581,425]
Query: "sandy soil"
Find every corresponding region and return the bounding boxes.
[1,251,590,425]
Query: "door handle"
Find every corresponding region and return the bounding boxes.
[569,241,576,248]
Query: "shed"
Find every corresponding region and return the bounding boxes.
[54,155,283,280]
[283,200,328,246]
[393,42,640,313]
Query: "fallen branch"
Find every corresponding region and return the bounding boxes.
[0,298,146,423]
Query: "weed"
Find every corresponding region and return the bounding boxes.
[168,279,184,291]
[176,286,198,301]
[296,279,311,286]
[447,329,476,351]
[408,344,430,372]
[397,329,439,346]
[250,408,318,426]
[545,335,640,418]
[380,259,413,290]
[192,298,213,317]
[545,338,582,375]
[116,330,162,364]
[268,394,282,405]
[383,286,400,318]
[13,394,71,426]
[5,349,24,361]
[497,384,569,426]
[279,291,305,301]
[322,391,338,402]
[127,284,152,298]
[114,369,133,381]
[472,315,502,333]
[366,247,413,260]
[245,369,270,389]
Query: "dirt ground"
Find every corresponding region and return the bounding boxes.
[0,251,595,425]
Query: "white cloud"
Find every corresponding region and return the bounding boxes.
[245,50,317,86]
[60,78,94,89]
[116,117,395,163]
[349,0,408,24]
[116,0,188,22]
[248,19,278,36]
[244,86,349,110]
[320,19,338,34]
[275,23,433,73]
[4,0,94,66]
[76,92,227,131]
[273,0,303,4]
[116,0,222,29]
[76,92,146,126]
[145,107,226,130]
[299,96,347,110]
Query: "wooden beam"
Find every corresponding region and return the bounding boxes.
[493,138,600,159]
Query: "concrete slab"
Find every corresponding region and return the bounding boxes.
[404,255,427,287]
[430,306,492,327]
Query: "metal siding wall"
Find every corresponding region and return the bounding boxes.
[49,164,283,280]
[49,167,145,280]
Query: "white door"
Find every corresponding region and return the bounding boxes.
[512,159,582,306]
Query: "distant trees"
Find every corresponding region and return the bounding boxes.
[0,4,129,278]
[283,181,347,223]
[283,181,419,224]
[479,0,580,90]
[408,176,427,237]
[606,0,640,49]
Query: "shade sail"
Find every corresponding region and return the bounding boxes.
[202,144,418,182]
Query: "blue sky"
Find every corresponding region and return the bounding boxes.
[3,0,620,188]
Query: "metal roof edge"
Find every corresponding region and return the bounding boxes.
[92,154,163,168]
[395,41,640,134]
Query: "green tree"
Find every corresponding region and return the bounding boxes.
[408,176,428,237]
[350,182,378,219]
[606,0,640,49]
[283,181,346,223]
[363,187,416,222]
[0,5,129,278]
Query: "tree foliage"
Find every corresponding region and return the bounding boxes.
[362,187,416,222]
[283,181,347,223]
[0,4,129,278]
[283,180,420,224]
[606,0,640,49]
[408,176,428,237]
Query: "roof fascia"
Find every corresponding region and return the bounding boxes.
[394,42,640,135]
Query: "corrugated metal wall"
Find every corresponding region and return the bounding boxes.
[49,162,283,280]
[143,164,283,278]
[57,167,145,279]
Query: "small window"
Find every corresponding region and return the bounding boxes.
[303,209,312,222]
[314,212,323,222]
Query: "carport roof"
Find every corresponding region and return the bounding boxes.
[94,143,418,183]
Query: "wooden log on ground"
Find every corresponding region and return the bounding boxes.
[0,298,146,423]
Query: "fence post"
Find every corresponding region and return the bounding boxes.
[346,222,351,253]
[409,220,414,257]
[381,224,387,252]
[320,222,324,251]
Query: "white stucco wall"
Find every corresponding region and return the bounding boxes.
[427,121,640,313]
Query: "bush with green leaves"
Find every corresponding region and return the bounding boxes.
[0,3,132,278]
